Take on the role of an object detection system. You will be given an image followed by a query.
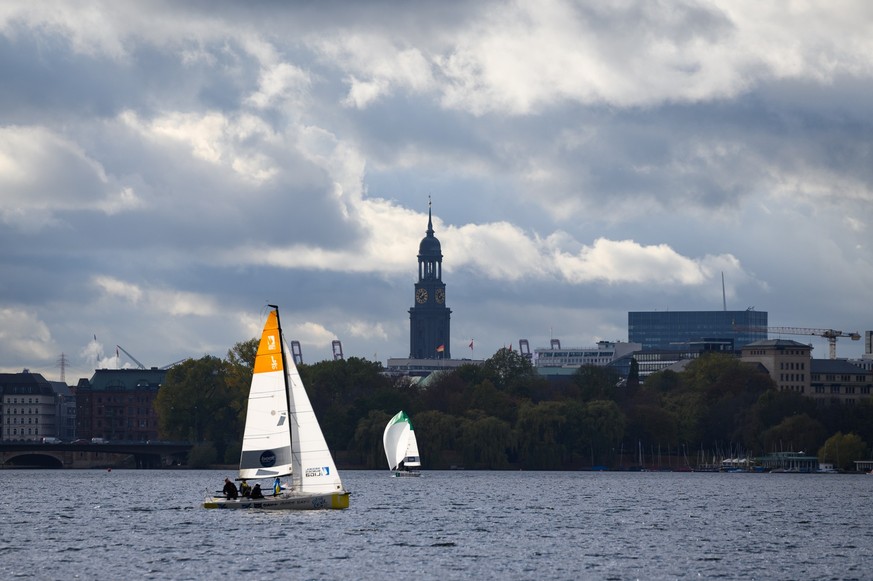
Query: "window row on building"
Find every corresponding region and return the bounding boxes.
[1,368,165,443]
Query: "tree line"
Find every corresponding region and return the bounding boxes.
[153,340,872,471]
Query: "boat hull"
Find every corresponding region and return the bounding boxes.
[391,471,421,477]
[203,491,350,510]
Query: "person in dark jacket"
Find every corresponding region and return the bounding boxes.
[223,478,239,499]
[250,483,264,499]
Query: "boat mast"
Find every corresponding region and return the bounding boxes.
[268,304,294,445]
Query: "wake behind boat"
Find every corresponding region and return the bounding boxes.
[383,410,421,477]
[203,305,349,510]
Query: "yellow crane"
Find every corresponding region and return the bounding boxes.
[735,326,861,359]
[768,327,861,359]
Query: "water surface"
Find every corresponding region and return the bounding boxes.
[0,469,869,580]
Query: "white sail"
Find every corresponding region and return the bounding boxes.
[285,339,344,495]
[239,310,294,479]
[404,426,421,468]
[383,411,420,471]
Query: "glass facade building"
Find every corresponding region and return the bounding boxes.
[628,310,768,351]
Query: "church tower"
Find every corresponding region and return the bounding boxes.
[409,201,451,359]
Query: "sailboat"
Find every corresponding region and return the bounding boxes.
[203,305,350,510]
[382,410,421,477]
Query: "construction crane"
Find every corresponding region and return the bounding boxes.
[734,326,861,359]
[116,345,146,369]
[161,358,188,369]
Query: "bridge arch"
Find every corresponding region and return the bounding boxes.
[3,452,64,469]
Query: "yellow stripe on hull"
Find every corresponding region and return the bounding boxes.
[330,492,350,509]
[203,492,350,510]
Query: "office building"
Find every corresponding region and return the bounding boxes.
[628,310,767,351]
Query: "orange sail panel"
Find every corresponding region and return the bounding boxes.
[254,310,284,374]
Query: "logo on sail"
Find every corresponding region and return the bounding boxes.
[270,355,278,370]
[260,450,276,467]
[267,334,276,351]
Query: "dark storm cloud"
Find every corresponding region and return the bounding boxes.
[1,1,871,379]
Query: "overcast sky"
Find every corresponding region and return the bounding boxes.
[2,1,871,382]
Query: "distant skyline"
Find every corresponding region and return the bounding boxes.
[1,1,871,382]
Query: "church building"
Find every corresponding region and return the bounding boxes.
[386,202,482,377]
[409,202,452,359]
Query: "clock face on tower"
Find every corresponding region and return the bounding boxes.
[435,288,445,304]
[416,288,428,304]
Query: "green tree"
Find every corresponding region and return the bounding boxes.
[575,365,621,402]
[483,347,535,391]
[414,410,461,469]
[817,399,873,446]
[760,414,826,455]
[643,369,682,393]
[750,390,817,430]
[187,443,218,468]
[818,432,868,471]
[301,357,392,450]
[154,355,238,461]
[419,371,473,416]
[515,401,570,469]
[349,410,392,469]
[683,354,774,452]
[224,338,259,445]
[469,379,517,423]
[626,358,640,390]
[625,404,678,454]
[460,416,512,469]
[581,400,626,467]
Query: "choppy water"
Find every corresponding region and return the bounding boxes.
[0,469,870,580]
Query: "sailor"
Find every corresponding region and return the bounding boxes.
[223,477,239,500]
[251,483,264,499]
[239,479,251,498]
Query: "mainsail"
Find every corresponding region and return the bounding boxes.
[238,310,294,479]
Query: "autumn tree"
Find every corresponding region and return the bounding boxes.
[818,432,868,471]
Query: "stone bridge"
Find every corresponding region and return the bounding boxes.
[0,441,192,469]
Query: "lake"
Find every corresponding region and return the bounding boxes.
[0,469,870,580]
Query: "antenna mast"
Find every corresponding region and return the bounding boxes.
[57,353,67,383]
[721,272,727,311]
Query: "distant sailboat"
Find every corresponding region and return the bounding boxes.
[383,410,421,477]
[203,305,349,510]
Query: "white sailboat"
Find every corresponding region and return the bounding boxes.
[204,305,350,510]
[382,410,421,477]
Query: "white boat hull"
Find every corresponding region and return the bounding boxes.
[391,470,421,478]
[203,491,350,510]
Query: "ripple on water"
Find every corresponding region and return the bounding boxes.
[2,469,873,580]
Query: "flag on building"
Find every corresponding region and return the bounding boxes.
[436,344,445,353]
